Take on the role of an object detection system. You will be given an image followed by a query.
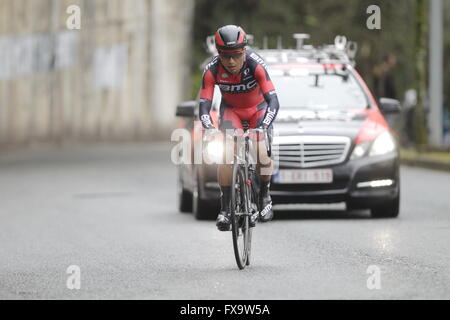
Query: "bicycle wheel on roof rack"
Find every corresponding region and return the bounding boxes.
[230,161,251,270]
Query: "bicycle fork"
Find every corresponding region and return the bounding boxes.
[245,166,259,225]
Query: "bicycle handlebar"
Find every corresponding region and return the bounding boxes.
[230,128,272,158]
[202,128,272,157]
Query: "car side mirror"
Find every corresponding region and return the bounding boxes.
[176,100,197,117]
[379,98,401,114]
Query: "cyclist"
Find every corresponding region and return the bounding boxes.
[198,25,280,231]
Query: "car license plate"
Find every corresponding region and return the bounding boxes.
[273,169,333,184]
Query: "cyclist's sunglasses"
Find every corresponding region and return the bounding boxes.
[219,51,244,60]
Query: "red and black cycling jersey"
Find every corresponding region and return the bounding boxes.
[199,49,279,130]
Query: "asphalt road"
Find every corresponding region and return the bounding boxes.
[0,143,449,299]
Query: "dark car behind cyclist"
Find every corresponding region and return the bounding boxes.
[198,25,280,231]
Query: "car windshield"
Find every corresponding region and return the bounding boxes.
[269,69,368,110]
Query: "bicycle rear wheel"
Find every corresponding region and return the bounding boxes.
[230,162,250,269]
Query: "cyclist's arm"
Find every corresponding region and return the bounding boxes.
[199,69,216,129]
[254,65,280,127]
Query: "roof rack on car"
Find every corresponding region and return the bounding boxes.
[203,33,358,68]
[257,34,358,67]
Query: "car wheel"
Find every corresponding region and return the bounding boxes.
[178,172,192,213]
[193,176,215,220]
[370,195,400,218]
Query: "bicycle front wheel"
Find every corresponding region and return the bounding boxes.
[230,162,251,270]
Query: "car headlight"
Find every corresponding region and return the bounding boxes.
[369,131,396,156]
[350,131,396,159]
[204,140,224,164]
[350,141,371,160]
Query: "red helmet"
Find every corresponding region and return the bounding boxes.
[215,25,247,51]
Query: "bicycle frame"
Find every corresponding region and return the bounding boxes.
[232,132,259,218]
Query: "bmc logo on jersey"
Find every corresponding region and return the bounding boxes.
[250,52,268,70]
[263,109,276,126]
[203,57,218,75]
[219,80,257,93]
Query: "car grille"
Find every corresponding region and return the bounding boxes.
[272,136,351,168]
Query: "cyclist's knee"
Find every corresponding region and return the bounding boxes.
[256,140,271,166]
[257,161,273,178]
